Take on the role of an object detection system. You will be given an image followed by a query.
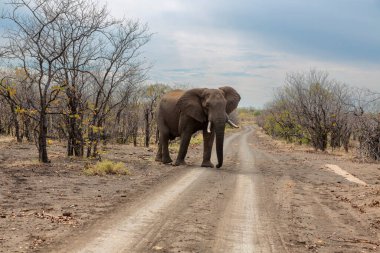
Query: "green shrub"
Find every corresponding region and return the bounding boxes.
[263,110,309,144]
[84,160,129,176]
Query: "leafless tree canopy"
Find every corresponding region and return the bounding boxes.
[258,69,380,160]
[0,0,154,162]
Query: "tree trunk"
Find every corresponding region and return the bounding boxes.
[10,106,22,143]
[0,118,4,134]
[145,108,150,147]
[24,118,31,141]
[67,117,84,157]
[66,91,84,157]
[14,116,21,143]
[86,128,93,158]
[133,127,138,147]
[38,110,49,163]
[67,116,74,156]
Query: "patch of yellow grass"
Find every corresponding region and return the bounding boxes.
[190,134,203,145]
[169,141,180,153]
[6,159,40,168]
[83,160,129,176]
[0,136,16,144]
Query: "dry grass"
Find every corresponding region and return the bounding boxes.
[83,160,129,176]
[190,134,203,146]
[254,124,358,159]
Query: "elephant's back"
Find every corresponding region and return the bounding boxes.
[159,89,184,109]
[157,90,183,136]
[162,89,185,101]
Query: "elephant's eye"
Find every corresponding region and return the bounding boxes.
[205,102,210,108]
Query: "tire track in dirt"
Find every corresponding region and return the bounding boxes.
[129,131,243,252]
[213,126,276,252]
[75,168,205,253]
[55,132,242,253]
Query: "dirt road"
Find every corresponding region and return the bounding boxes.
[45,126,379,252]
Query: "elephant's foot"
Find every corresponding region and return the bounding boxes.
[201,160,214,168]
[173,159,187,166]
[161,156,173,164]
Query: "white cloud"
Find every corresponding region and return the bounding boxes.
[104,0,380,107]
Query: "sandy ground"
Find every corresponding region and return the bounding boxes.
[0,138,199,252]
[1,123,380,252]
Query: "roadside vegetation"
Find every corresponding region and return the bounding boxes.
[1,1,378,165]
[257,69,380,161]
[0,0,172,163]
[83,160,129,176]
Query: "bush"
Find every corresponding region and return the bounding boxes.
[238,108,256,122]
[83,160,129,176]
[262,110,309,144]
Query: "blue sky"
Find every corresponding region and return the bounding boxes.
[1,0,379,107]
[107,0,379,107]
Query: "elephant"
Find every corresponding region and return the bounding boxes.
[155,86,241,168]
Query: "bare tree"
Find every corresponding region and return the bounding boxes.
[140,83,171,147]
[281,70,333,150]
[84,21,150,157]
[0,0,151,161]
[266,70,353,151]
[0,74,22,142]
[329,83,352,151]
[54,0,113,157]
[351,88,380,160]
[114,80,141,144]
[0,69,36,142]
[1,0,86,162]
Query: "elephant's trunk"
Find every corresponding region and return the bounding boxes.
[214,119,225,168]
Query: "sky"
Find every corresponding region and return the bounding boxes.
[104,0,380,108]
[1,0,379,107]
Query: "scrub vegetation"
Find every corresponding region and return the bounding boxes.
[257,69,380,161]
[83,160,129,176]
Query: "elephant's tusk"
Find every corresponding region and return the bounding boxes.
[207,121,212,133]
[226,114,239,128]
[227,119,239,128]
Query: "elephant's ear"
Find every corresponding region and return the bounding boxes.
[219,86,241,114]
[177,88,207,122]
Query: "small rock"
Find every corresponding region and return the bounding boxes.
[153,245,163,250]
[62,212,72,217]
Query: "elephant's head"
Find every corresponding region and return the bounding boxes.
[177,86,241,168]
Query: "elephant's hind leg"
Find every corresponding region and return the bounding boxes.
[155,142,163,162]
[160,133,172,164]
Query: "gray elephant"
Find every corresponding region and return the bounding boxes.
[155,86,241,168]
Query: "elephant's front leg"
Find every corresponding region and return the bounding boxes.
[174,132,192,166]
[201,129,215,168]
